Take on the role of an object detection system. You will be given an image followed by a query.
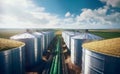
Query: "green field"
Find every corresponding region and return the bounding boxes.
[0,30,120,39]
[90,31,120,39]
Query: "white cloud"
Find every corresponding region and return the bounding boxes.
[0,0,60,28]
[100,0,120,7]
[65,12,71,17]
[76,6,120,26]
[60,6,120,29]
[0,0,120,29]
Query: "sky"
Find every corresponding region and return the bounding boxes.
[0,0,120,29]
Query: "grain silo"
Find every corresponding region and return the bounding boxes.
[82,38,120,74]
[32,32,43,64]
[62,31,80,50]
[0,38,25,74]
[10,33,40,69]
[41,31,55,51]
[48,31,55,44]
[71,33,102,67]
[41,31,49,50]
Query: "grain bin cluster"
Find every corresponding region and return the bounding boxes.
[0,38,25,74]
[62,31,80,50]
[0,30,55,74]
[62,31,103,67]
[62,31,120,74]
[10,31,55,69]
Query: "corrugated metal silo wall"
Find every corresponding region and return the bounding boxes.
[36,37,42,64]
[18,38,36,68]
[0,50,12,74]
[12,46,25,74]
[71,39,83,67]
[32,33,42,64]
[42,31,55,51]
[41,34,45,52]
[0,45,25,74]
[82,48,120,74]
[42,32,49,50]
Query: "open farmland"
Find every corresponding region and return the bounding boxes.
[0,32,19,39]
[90,30,120,39]
[0,29,26,38]
[1,29,120,39]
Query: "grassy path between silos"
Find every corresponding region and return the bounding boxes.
[49,36,62,74]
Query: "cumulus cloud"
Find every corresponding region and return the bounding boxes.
[0,0,120,29]
[77,6,120,26]
[61,6,120,29]
[0,0,60,28]
[100,0,120,7]
[65,12,71,17]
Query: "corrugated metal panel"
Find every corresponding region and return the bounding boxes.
[41,31,55,51]
[0,50,12,74]
[70,33,102,67]
[41,32,49,50]
[62,31,80,50]
[71,38,83,67]
[82,49,120,74]
[12,46,25,74]
[10,33,38,68]
[22,38,36,68]
[0,45,25,74]
[33,32,43,63]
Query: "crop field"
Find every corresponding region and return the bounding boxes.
[0,29,120,39]
[90,31,120,39]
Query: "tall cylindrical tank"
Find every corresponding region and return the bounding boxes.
[41,31,55,50]
[63,31,80,50]
[41,32,49,50]
[32,32,44,64]
[48,31,55,45]
[36,32,46,51]
[67,32,80,50]
[12,46,25,74]
[71,38,84,67]
[10,33,40,68]
[71,33,102,67]
[0,49,12,74]
[82,38,120,74]
[0,38,25,74]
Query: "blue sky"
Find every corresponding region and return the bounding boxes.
[34,0,105,16]
[0,0,120,29]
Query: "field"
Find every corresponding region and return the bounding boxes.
[0,29,120,39]
[0,29,25,38]
[0,32,19,39]
[90,30,120,39]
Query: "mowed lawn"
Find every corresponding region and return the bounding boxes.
[90,31,120,39]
